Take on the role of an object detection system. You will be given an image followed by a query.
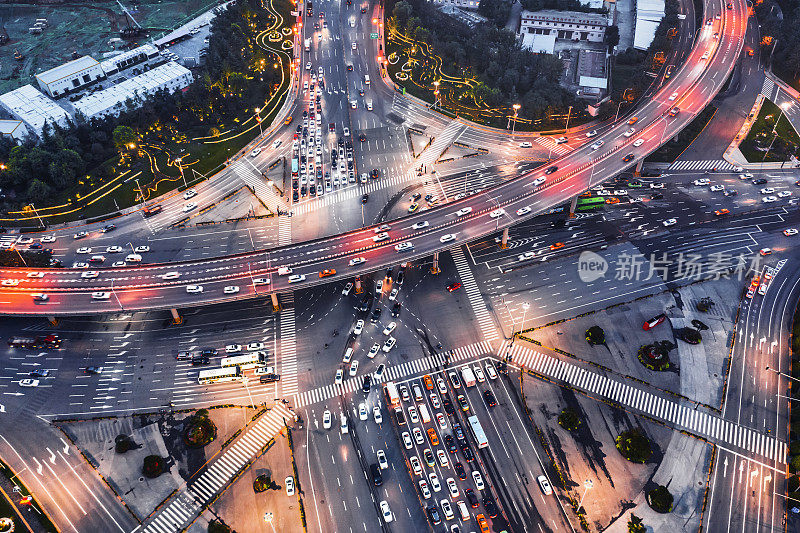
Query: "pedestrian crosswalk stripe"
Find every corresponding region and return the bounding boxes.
[761,76,775,98]
[668,159,735,171]
[279,293,298,397]
[451,247,499,341]
[500,341,786,464]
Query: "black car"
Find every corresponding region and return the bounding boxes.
[411,192,421,201]
[622,153,634,163]
[385,267,393,282]
[361,194,369,204]
[545,165,558,175]
[461,443,475,462]
[359,133,366,142]
[426,506,442,525]
[259,373,280,384]
[483,496,499,518]
[454,461,467,480]
[724,189,738,197]
[102,224,116,232]
[483,389,497,407]
[370,306,382,323]
[391,302,402,317]
[29,369,49,378]
[293,191,299,202]
[358,295,372,312]
[753,178,768,185]
[444,434,457,453]
[452,422,465,441]
[465,488,479,508]
[84,366,102,375]
[371,169,380,179]
[396,269,405,285]
[650,192,663,200]
[370,463,383,486]
[362,375,372,393]
[200,348,218,357]
[191,356,210,366]
[443,397,455,415]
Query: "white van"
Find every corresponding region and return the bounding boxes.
[418,404,431,424]
[364,74,370,85]
[277,267,292,275]
[125,253,142,262]
[340,413,349,434]
[456,500,470,521]
[342,347,354,364]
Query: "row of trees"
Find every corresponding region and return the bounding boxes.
[757,1,800,85]
[391,0,578,121]
[0,0,281,209]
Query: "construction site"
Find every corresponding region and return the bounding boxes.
[0,0,219,94]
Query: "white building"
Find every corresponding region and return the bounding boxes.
[74,62,193,121]
[100,44,161,76]
[519,10,608,47]
[634,0,665,50]
[431,0,480,9]
[0,85,69,137]
[0,119,28,142]
[577,49,608,91]
[35,56,104,98]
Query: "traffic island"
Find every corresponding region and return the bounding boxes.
[637,341,674,371]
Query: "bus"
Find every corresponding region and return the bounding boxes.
[576,196,605,211]
[467,415,489,449]
[220,352,264,369]
[198,366,241,384]
[385,382,400,407]
[291,158,299,178]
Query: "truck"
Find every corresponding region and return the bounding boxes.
[7,335,61,349]
[461,367,477,387]
[385,382,400,407]
[304,38,311,52]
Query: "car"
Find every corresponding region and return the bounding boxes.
[349,257,366,266]
[412,221,429,229]
[446,282,462,292]
[388,287,399,301]
[19,378,39,388]
[285,476,295,496]
[489,208,505,219]
[446,477,460,499]
[714,209,730,216]
[342,282,354,296]
[456,394,469,412]
[402,431,414,449]
[444,434,457,453]
[550,242,565,251]
[28,369,49,378]
[760,187,775,194]
[379,500,393,523]
[762,196,778,203]
[413,427,424,445]
[82,270,100,279]
[410,455,423,475]
[335,369,343,384]
[429,473,442,492]
[590,140,604,150]
[382,337,396,352]
[466,489,479,508]
[322,410,332,429]
[427,427,440,446]
[662,218,677,227]
[288,274,306,283]
[349,360,359,376]
[374,406,383,424]
[76,247,92,254]
[710,184,725,192]
[424,448,435,466]
[32,293,48,302]
[400,385,411,402]
[426,505,442,525]
[516,206,532,216]
[455,207,472,216]
[545,165,558,175]
[374,363,386,381]
[382,321,397,336]
[430,393,441,409]
[40,235,56,243]
[248,342,266,351]
[91,291,111,300]
[436,449,449,468]
[760,248,772,256]
[537,475,553,495]
[779,190,792,198]
[473,365,486,382]
[435,412,448,430]
[73,231,88,239]
[318,269,335,278]
[624,127,636,137]
[183,189,197,200]
[72,262,89,269]
[633,138,645,147]
[1,279,18,286]
[358,403,368,420]
[519,141,533,148]
[483,496,499,518]
[476,514,490,533]
[753,178,768,185]
[784,228,798,236]
[650,182,665,189]
[84,366,103,374]
[372,232,389,243]
[183,203,197,212]
[223,286,239,294]
[622,153,634,163]
[693,178,710,186]
[440,233,456,243]
[420,479,432,499]
[436,376,448,394]
[441,499,455,520]
[111,261,126,267]
[483,389,497,407]
[394,242,413,252]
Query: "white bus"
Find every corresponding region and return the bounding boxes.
[385,382,400,408]
[467,415,489,449]
[198,366,241,384]
[220,352,264,369]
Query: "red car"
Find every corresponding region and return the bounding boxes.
[447,282,461,292]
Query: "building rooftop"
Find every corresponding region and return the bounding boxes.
[100,44,159,73]
[521,10,609,27]
[577,49,607,79]
[35,56,100,86]
[0,119,23,135]
[0,85,69,133]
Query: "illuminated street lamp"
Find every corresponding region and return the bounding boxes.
[508,103,521,134]
[255,107,263,136]
[615,88,634,122]
[578,478,593,509]
[433,81,440,110]
[564,105,574,133]
[519,303,530,335]
[175,157,187,188]
[765,366,800,384]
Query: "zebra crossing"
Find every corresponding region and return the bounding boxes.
[232,160,288,213]
[292,341,493,408]
[502,342,787,464]
[421,121,465,165]
[279,294,298,398]
[143,403,292,533]
[668,159,736,171]
[535,136,571,157]
[761,76,776,99]
[451,247,499,341]
[290,172,418,215]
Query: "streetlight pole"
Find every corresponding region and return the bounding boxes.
[510,103,521,134]
[763,102,790,163]
[29,203,45,228]
[578,479,593,509]
[134,178,146,208]
[520,303,530,335]
[176,157,187,188]
[766,366,800,384]
[255,107,263,136]
[433,81,440,110]
[564,105,573,133]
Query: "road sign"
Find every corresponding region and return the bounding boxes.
[370,32,379,39]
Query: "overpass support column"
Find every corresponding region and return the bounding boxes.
[499,228,509,249]
[354,277,363,294]
[270,293,281,313]
[170,309,183,325]
[431,252,441,275]
[634,159,643,176]
[47,316,58,327]
[569,195,579,218]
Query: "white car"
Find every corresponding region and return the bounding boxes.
[349,360,359,376]
[693,178,710,186]
[394,242,413,252]
[225,344,242,353]
[288,274,306,283]
[412,427,424,445]
[623,128,636,137]
[518,251,536,262]
[662,218,677,227]
[375,280,383,295]
[76,247,92,254]
[285,476,295,496]
[349,257,366,266]
[366,342,380,359]
[335,369,344,384]
[586,130,598,137]
[441,499,454,520]
[81,271,99,279]
[224,286,240,294]
[253,278,270,286]
[778,191,792,198]
[135,246,150,253]
[412,221,429,230]
[73,231,88,239]
[419,479,432,499]
[250,148,262,158]
[323,410,332,429]
[710,185,724,192]
[106,246,123,253]
[19,378,39,388]
[436,377,448,394]
[373,232,389,243]
[532,177,546,187]
[490,209,505,218]
[555,136,568,144]
[762,196,778,203]
[437,449,449,467]
[183,189,197,200]
[472,470,485,490]
[183,203,197,212]
[380,500,393,523]
[430,393,440,409]
[1,279,19,286]
[272,140,282,149]
[342,282,353,295]
[161,272,180,280]
[411,455,423,476]
[358,403,368,421]
[429,473,441,492]
[446,477,459,498]
[402,432,413,449]
[473,365,485,382]
[485,362,498,380]
[354,319,364,335]
[40,236,56,243]
[388,287,399,301]
[455,207,472,216]
[32,293,48,301]
[519,141,533,148]
[248,342,266,351]
[516,206,532,216]
[112,261,126,267]
[408,406,420,424]
[382,337,396,352]
[343,127,350,136]
[73,262,89,268]
[440,233,456,243]
[760,188,775,194]
[383,321,397,335]
[91,291,111,300]
[633,138,645,147]
[26,272,45,279]
[668,92,678,101]
[650,182,665,189]
[784,228,798,236]
[436,412,447,430]
[590,140,604,150]
[537,475,553,495]
[374,406,383,424]
[186,285,203,294]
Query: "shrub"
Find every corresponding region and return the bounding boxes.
[585,326,606,345]
[142,455,165,478]
[184,410,217,448]
[253,474,272,493]
[628,513,646,533]
[677,327,702,344]
[616,428,652,463]
[647,484,674,513]
[789,475,800,494]
[115,435,132,454]
[637,343,671,371]
[558,408,581,431]
[208,520,232,533]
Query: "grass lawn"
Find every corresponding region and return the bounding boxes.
[0,459,58,532]
[645,104,717,163]
[739,98,800,163]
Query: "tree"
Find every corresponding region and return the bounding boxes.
[26,179,52,203]
[616,428,653,463]
[478,0,513,27]
[628,513,646,533]
[208,520,232,533]
[647,484,674,513]
[585,326,606,345]
[142,455,166,478]
[605,25,620,48]
[112,125,137,151]
[558,408,580,431]
[393,1,414,29]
